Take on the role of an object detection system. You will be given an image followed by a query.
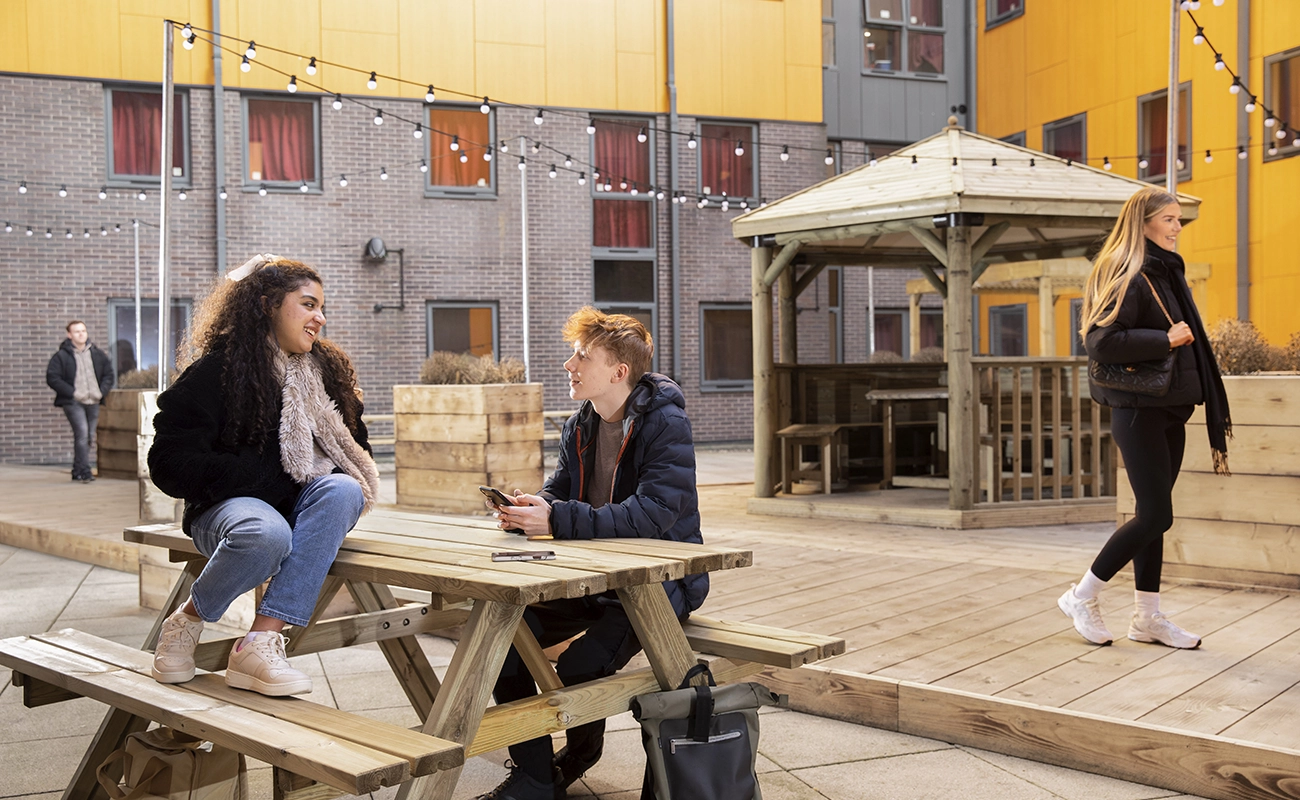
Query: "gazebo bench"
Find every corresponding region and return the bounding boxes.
[0,629,463,799]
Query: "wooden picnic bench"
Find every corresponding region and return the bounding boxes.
[4,509,843,800]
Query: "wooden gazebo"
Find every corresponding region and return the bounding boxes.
[732,119,1201,520]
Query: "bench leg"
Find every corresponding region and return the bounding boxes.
[398,599,525,800]
[617,583,698,691]
[513,621,563,693]
[347,581,443,722]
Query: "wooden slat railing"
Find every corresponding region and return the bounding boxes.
[972,358,1114,504]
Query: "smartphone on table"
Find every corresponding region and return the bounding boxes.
[491,550,557,562]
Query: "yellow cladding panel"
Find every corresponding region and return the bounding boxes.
[617,51,659,112]
[319,30,401,95]
[1252,148,1300,342]
[118,14,211,84]
[226,1,323,92]
[25,0,122,77]
[785,64,822,122]
[321,0,398,35]
[616,0,657,54]
[399,0,476,101]
[1257,0,1300,56]
[475,42,546,106]
[721,0,787,119]
[0,1,28,73]
[674,0,723,114]
[785,0,819,68]
[545,0,619,110]
[476,0,545,47]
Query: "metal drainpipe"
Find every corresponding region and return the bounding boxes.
[667,0,682,382]
[966,0,977,132]
[1236,0,1250,320]
[212,0,228,275]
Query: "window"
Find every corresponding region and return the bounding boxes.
[592,117,655,247]
[872,310,905,356]
[698,122,756,200]
[919,309,943,351]
[823,0,836,68]
[827,267,844,363]
[1265,47,1300,161]
[1137,84,1191,183]
[427,106,494,195]
[594,260,656,349]
[863,0,944,76]
[107,299,191,378]
[1043,113,1086,164]
[987,0,1024,28]
[243,96,320,190]
[701,305,753,389]
[427,302,498,358]
[1069,298,1086,356]
[105,88,189,185]
[1000,131,1026,147]
[989,304,1027,356]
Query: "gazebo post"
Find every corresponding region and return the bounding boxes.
[778,266,796,363]
[945,226,976,510]
[1038,276,1056,356]
[752,245,776,498]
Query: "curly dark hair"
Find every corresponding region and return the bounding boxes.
[180,259,363,448]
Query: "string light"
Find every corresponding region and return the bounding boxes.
[332,94,343,110]
[739,198,748,210]
[44,229,52,238]
[100,226,108,236]
[1245,96,1257,113]
[367,71,377,90]
[137,189,147,200]
[721,192,729,212]
[1193,26,1204,45]
[1204,149,1213,163]
[637,127,647,143]
[483,146,493,162]
[564,155,572,168]
[1066,159,1074,168]
[413,122,423,139]
[603,179,612,192]
[534,109,544,125]
[458,151,468,163]
[114,223,122,232]
[419,159,428,173]
[287,75,297,93]
[2,222,9,232]
[1029,158,1036,169]
[1237,146,1247,159]
[548,165,557,178]
[1268,142,1279,156]
[258,184,268,196]
[481,97,491,114]
[182,34,195,50]
[825,149,835,165]
[518,156,526,170]
[577,172,586,186]
[18,181,26,194]
[1139,156,1149,170]
[65,229,72,239]
[1229,77,1240,94]
[656,188,665,200]
[619,178,628,190]
[868,154,878,167]
[499,140,509,153]
[306,57,317,76]
[58,185,67,197]
[950,157,958,172]
[299,181,309,192]
[245,40,256,59]
[586,119,596,135]
[687,133,696,150]
[83,228,90,238]
[98,186,107,200]
[339,175,348,187]
[26,227,33,236]
[380,166,388,180]
[991,157,999,170]
[178,189,187,200]
[734,140,744,157]
[1214,53,1225,71]
[240,55,250,72]
[531,141,540,154]
[181,22,192,39]
[425,85,435,103]
[450,135,460,151]
[910,155,918,170]
[1265,114,1276,127]
[630,183,638,195]
[1103,156,1112,171]
[1277,125,1289,139]
[219,186,228,200]
[697,195,707,209]
[373,109,383,125]
[780,145,789,162]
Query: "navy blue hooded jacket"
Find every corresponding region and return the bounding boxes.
[540,372,709,616]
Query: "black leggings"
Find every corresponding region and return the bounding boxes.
[1090,405,1193,592]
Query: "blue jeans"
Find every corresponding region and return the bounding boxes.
[63,403,100,478]
[188,473,364,626]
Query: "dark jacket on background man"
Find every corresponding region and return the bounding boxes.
[147,347,371,535]
[541,372,709,616]
[1085,241,1204,409]
[46,339,114,407]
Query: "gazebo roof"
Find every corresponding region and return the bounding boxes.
[731,121,1201,268]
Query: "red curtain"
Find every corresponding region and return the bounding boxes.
[908,31,944,74]
[428,108,491,188]
[594,120,649,189]
[112,91,183,177]
[248,99,315,182]
[593,199,651,248]
[700,124,753,197]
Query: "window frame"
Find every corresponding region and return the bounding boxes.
[1137,82,1192,183]
[591,255,659,372]
[425,301,500,358]
[826,266,844,363]
[699,303,754,392]
[590,116,657,199]
[1000,131,1026,147]
[1042,112,1087,164]
[986,0,1025,30]
[823,0,837,69]
[696,120,759,202]
[106,298,193,379]
[1264,46,1300,162]
[240,93,323,194]
[988,303,1029,357]
[104,86,192,188]
[1069,297,1086,357]
[424,103,497,198]
[861,0,947,79]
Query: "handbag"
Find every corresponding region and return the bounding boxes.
[1088,274,1177,397]
[631,663,780,800]
[96,727,247,800]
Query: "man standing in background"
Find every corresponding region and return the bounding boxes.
[46,320,114,482]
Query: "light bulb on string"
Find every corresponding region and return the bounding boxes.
[181,22,192,39]
[548,165,557,178]
[1204,149,1213,164]
[380,167,388,180]
[367,71,377,90]
[298,181,309,192]
[219,186,228,200]
[114,223,121,232]
[1103,156,1112,171]
[603,179,612,192]
[419,159,428,173]
[413,123,422,139]
[1238,146,1247,159]
[739,198,748,210]
[137,189,147,200]
[721,193,729,212]
[697,196,707,209]
[245,40,256,59]
[564,155,572,168]
[1177,157,1185,169]
[1278,125,1289,139]
[656,188,665,201]
[448,135,461,152]
[258,184,268,196]
[687,133,696,149]
[65,229,72,239]
[586,120,596,135]
[991,158,999,170]
[826,149,835,166]
[287,76,297,93]
[481,97,491,114]
[910,155,918,170]
[518,157,526,171]
[951,157,958,172]
[1214,0,1225,5]
[1138,155,1149,170]
[869,154,878,167]
[58,185,67,198]
[240,55,250,72]
[25,227,32,236]
[83,229,90,238]
[183,34,194,50]
[620,178,628,190]
[132,219,138,228]
[306,57,317,76]
[483,147,493,162]
[1245,96,1257,113]
[2,222,9,233]
[637,127,647,143]
[592,167,600,181]
[577,172,586,186]
[760,198,768,208]
[1293,133,1300,148]
[100,226,108,236]
[1268,142,1279,156]
[780,145,789,162]
[1230,77,1241,94]
[1030,158,1036,170]
[44,229,52,238]
[425,85,435,103]
[178,189,187,200]
[531,141,540,154]
[734,140,744,156]
[373,109,383,125]
[534,108,544,125]
[332,94,343,110]
[1214,53,1225,71]
[630,183,638,195]
[1265,114,1276,127]
[1193,27,1204,45]
[499,140,509,153]
[1066,159,1074,168]
[18,181,26,194]
[458,151,468,163]
[98,186,107,200]
[339,175,348,187]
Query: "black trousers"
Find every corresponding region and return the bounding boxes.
[493,593,645,782]
[1090,405,1193,592]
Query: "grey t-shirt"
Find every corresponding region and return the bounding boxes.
[584,417,625,509]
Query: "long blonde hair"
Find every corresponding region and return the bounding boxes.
[1079,187,1179,337]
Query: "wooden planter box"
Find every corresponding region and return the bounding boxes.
[95,389,144,479]
[393,383,545,513]
[1117,374,1300,589]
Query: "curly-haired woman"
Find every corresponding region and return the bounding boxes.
[147,255,380,696]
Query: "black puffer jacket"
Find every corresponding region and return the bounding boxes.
[148,347,370,535]
[46,339,114,407]
[1086,240,1203,409]
[540,373,708,616]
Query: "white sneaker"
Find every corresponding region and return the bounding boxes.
[1129,612,1201,649]
[225,632,312,696]
[152,609,204,683]
[1058,586,1113,645]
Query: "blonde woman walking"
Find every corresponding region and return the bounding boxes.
[1058,187,1231,649]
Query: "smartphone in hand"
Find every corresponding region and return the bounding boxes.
[480,486,524,534]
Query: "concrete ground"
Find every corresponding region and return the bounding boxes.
[0,450,1209,800]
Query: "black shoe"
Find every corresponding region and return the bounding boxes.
[552,744,602,796]
[478,763,555,800]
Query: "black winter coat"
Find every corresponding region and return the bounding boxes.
[147,348,370,535]
[46,339,114,407]
[1086,241,1203,409]
[540,373,709,616]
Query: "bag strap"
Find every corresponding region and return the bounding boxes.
[1141,273,1175,327]
[676,663,716,691]
[687,685,715,743]
[95,749,169,800]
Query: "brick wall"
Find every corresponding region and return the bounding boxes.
[0,73,920,464]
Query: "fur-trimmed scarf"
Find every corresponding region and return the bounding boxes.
[277,350,381,513]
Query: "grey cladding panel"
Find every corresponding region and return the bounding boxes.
[823,70,841,134]
[905,79,950,140]
[861,78,908,141]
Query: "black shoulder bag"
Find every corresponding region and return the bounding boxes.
[1088,273,1177,397]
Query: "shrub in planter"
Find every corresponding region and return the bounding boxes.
[1208,318,1274,375]
[419,352,526,385]
[910,347,945,363]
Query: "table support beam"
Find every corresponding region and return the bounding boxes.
[617,584,699,691]
[348,581,443,722]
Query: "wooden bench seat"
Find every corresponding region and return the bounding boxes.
[682,614,846,669]
[0,629,462,796]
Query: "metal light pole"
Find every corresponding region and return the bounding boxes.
[157,20,175,390]
[1167,0,1181,196]
[519,134,531,382]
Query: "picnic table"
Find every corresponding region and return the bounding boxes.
[1,508,842,800]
